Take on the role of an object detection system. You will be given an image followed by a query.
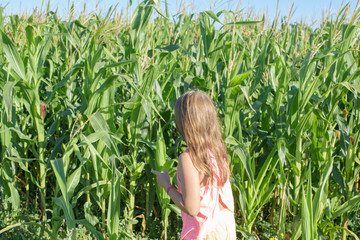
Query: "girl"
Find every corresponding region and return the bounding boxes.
[152,90,236,239]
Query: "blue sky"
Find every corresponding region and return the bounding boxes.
[1,0,358,24]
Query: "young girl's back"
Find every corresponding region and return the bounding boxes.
[177,150,236,239]
[152,90,236,239]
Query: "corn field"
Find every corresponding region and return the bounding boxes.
[0,0,360,239]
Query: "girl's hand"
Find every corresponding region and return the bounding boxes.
[151,169,171,190]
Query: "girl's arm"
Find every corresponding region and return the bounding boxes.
[176,152,200,216]
[152,152,200,217]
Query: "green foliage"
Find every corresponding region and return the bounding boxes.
[0,0,359,239]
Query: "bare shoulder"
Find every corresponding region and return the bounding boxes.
[179,151,194,169]
[178,151,198,177]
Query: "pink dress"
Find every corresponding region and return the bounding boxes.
[177,150,236,240]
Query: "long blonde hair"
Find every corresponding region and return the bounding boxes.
[174,90,230,186]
